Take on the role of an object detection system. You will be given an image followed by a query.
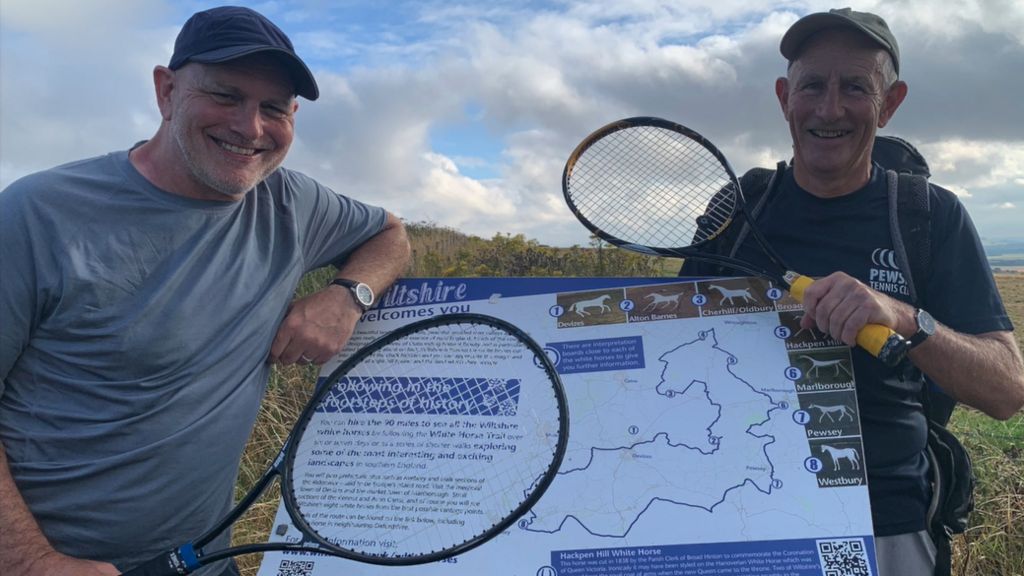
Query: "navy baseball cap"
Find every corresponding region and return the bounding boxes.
[780,8,900,76]
[169,6,319,100]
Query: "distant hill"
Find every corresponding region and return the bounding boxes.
[984,240,1024,257]
[985,239,1024,270]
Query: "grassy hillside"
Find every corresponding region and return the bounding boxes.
[950,274,1024,575]
[402,220,678,277]
[231,227,1023,576]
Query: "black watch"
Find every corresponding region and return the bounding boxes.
[329,278,374,311]
[907,308,936,351]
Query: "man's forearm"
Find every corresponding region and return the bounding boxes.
[798,272,1024,420]
[911,327,1024,420]
[333,212,411,296]
[0,442,56,575]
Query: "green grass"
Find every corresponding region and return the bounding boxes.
[948,409,1024,576]
[229,231,1024,576]
[946,272,1024,575]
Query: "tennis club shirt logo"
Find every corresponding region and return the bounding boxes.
[868,248,910,297]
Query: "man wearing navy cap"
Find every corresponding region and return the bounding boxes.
[681,7,1023,576]
[0,6,410,575]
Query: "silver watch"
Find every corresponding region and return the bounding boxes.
[328,278,374,311]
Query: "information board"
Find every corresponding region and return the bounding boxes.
[257,277,878,576]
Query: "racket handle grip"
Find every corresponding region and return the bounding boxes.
[785,273,907,367]
[121,548,196,576]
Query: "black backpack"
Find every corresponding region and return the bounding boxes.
[700,136,974,576]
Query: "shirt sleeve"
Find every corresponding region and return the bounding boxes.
[277,168,389,272]
[0,180,40,393]
[922,183,1013,334]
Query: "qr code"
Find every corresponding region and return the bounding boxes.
[816,538,872,576]
[276,559,315,576]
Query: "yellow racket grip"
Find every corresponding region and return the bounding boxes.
[782,272,907,367]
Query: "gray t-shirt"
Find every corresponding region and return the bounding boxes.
[0,151,387,571]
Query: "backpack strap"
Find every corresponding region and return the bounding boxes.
[887,170,931,304]
[727,162,786,259]
[887,167,958,429]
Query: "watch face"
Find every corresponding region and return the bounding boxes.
[354,283,374,307]
[917,309,936,335]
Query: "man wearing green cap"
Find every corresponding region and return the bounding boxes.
[682,7,1024,576]
[0,6,410,576]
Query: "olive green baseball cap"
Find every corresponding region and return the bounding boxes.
[780,7,900,75]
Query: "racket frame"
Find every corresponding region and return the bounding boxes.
[564,117,793,285]
[126,313,569,574]
[280,312,569,566]
[562,116,908,366]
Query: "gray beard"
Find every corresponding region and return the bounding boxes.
[171,121,277,198]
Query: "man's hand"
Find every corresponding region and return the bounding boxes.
[268,286,362,366]
[18,549,119,576]
[268,211,411,367]
[798,271,915,346]
[798,272,1024,420]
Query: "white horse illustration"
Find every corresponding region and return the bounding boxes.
[570,294,612,317]
[799,355,853,378]
[820,445,861,471]
[792,313,824,340]
[707,284,755,306]
[643,292,683,312]
[807,403,855,423]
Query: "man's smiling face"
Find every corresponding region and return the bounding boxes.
[776,28,905,196]
[167,54,298,201]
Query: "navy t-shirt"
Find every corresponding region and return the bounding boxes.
[681,165,1012,535]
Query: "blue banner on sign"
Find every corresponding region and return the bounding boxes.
[547,336,645,374]
[316,376,521,416]
[551,536,877,576]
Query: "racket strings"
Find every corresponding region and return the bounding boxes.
[567,124,736,249]
[288,320,564,561]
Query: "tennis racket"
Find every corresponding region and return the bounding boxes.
[562,116,907,367]
[123,313,568,575]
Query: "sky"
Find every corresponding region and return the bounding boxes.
[2,0,1022,248]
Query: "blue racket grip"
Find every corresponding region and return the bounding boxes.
[121,544,200,576]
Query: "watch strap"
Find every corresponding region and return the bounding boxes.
[329,278,358,290]
[906,308,934,350]
[328,278,372,311]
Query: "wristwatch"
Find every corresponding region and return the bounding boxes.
[328,278,374,311]
[907,308,936,351]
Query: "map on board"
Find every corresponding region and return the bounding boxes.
[258,277,878,576]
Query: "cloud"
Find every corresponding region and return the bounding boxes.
[2,0,1022,246]
[0,0,174,182]
[920,139,1024,202]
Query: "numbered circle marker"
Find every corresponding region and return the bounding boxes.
[804,456,823,473]
[784,366,803,381]
[792,410,811,426]
[619,299,635,312]
[548,305,564,317]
